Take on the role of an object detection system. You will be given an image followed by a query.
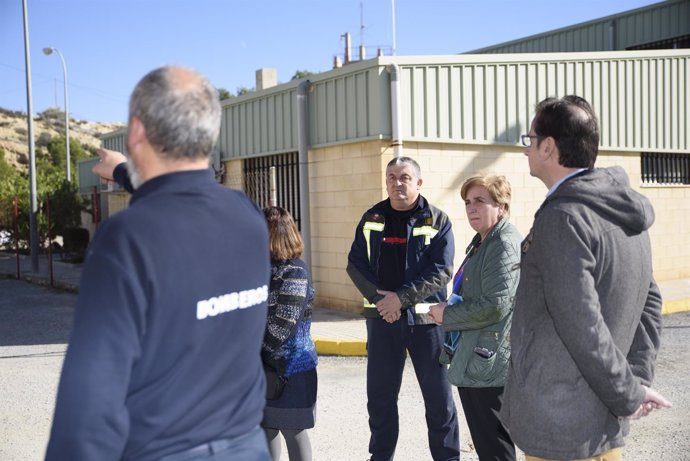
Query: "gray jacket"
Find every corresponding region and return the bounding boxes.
[440,218,522,388]
[500,167,663,459]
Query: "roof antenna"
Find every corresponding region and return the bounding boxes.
[359,1,366,60]
[391,0,397,56]
[360,1,365,48]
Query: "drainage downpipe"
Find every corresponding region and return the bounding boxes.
[297,80,312,271]
[389,63,403,158]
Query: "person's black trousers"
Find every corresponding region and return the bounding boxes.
[458,386,516,461]
[366,316,460,461]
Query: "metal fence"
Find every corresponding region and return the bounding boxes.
[0,190,102,285]
[642,152,690,185]
[243,152,301,229]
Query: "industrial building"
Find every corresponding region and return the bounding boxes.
[82,0,690,311]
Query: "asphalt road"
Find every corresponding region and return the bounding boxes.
[1,278,688,460]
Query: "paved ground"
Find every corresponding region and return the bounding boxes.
[2,251,690,358]
[1,279,689,460]
[0,252,371,356]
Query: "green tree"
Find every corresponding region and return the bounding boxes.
[217,87,233,101]
[236,86,253,96]
[291,70,315,80]
[0,146,14,182]
[0,147,20,250]
[0,138,86,254]
[0,153,29,251]
[47,135,89,183]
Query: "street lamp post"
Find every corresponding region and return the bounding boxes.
[42,47,70,184]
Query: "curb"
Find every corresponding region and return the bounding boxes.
[312,297,690,357]
[314,338,367,357]
[663,298,690,315]
[4,271,689,358]
[22,275,79,293]
[2,273,79,293]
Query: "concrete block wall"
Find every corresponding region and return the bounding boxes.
[85,145,689,311]
[595,153,690,281]
[308,141,389,311]
[306,140,690,311]
[221,159,244,191]
[402,142,537,257]
[106,192,130,218]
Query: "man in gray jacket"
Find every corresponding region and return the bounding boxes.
[500,95,671,461]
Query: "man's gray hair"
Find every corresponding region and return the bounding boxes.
[386,156,421,178]
[129,66,221,161]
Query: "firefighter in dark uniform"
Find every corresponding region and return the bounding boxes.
[347,156,460,461]
[46,66,271,461]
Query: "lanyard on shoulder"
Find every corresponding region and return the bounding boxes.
[452,237,481,294]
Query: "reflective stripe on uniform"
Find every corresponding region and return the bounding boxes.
[412,226,438,245]
[413,303,434,314]
[362,221,385,308]
[363,221,385,263]
[364,303,435,313]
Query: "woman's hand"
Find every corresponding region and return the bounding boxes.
[428,302,447,324]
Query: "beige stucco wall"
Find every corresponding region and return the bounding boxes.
[308,140,690,312]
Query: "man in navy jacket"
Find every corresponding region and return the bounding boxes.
[46,66,271,461]
[347,156,460,461]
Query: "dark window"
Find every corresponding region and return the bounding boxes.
[641,153,690,185]
[627,34,690,50]
[243,152,302,229]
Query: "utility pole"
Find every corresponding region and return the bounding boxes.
[22,0,39,272]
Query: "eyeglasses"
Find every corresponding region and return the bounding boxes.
[520,134,543,147]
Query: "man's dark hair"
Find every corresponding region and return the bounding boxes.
[533,95,599,168]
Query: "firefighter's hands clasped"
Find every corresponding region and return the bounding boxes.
[376,290,402,323]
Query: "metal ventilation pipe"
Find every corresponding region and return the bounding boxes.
[296,80,312,271]
[333,55,342,68]
[608,19,617,51]
[269,166,277,206]
[389,63,403,158]
[343,32,352,64]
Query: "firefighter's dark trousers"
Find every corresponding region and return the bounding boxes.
[365,316,460,461]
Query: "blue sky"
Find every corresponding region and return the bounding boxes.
[2,0,659,123]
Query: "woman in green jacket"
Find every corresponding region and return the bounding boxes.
[429,174,522,461]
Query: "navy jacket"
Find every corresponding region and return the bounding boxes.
[346,196,454,324]
[46,170,270,460]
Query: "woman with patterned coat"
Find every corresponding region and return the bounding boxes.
[262,207,318,461]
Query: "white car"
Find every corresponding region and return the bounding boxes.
[0,230,10,246]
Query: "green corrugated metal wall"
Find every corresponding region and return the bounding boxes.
[470,0,690,53]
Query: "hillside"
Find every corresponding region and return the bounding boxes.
[0,107,125,171]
